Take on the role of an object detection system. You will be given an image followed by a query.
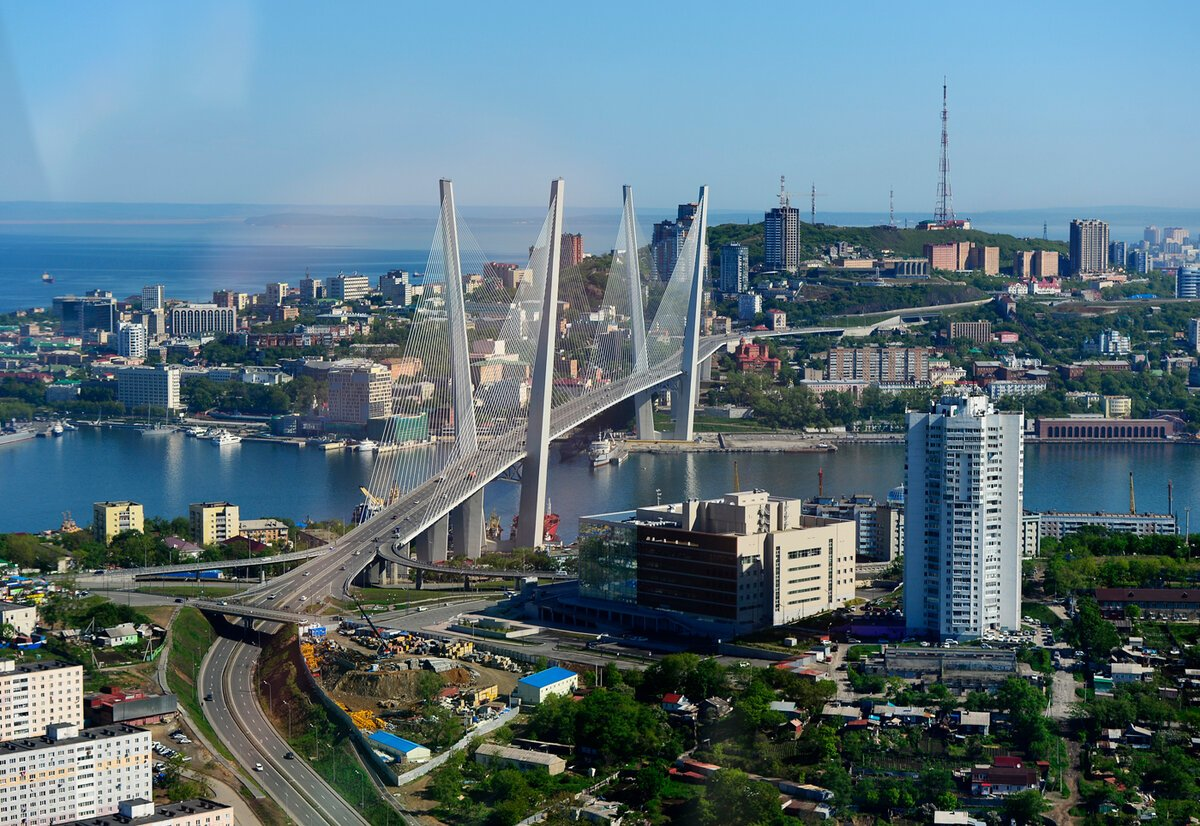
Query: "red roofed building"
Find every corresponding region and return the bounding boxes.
[734,339,781,375]
[971,764,1040,796]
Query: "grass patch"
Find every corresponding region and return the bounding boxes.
[258,628,398,825]
[1022,601,1063,628]
[165,607,235,762]
[341,587,503,607]
[845,644,882,662]
[138,584,248,598]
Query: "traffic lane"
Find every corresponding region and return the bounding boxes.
[202,637,327,825]
[226,640,370,825]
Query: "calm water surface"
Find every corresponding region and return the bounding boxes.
[1,431,1194,539]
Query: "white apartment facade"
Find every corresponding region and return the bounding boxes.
[0,723,152,826]
[0,660,83,741]
[168,304,237,337]
[116,364,182,412]
[116,322,147,359]
[904,395,1024,640]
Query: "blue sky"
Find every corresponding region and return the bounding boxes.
[1,2,1196,211]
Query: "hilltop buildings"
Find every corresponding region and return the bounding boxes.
[904,395,1023,640]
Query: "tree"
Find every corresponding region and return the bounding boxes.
[1001,790,1049,825]
[1069,596,1120,665]
[697,769,787,826]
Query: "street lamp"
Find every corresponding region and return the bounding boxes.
[308,722,320,760]
[260,680,272,711]
[282,699,292,740]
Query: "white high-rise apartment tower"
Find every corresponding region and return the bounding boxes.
[903,395,1023,640]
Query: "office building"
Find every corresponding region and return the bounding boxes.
[211,290,236,309]
[116,364,182,412]
[1038,511,1176,541]
[560,233,584,268]
[92,501,144,545]
[64,798,234,826]
[299,275,323,302]
[0,660,84,741]
[825,345,933,382]
[189,502,240,546]
[327,360,394,424]
[1187,319,1200,353]
[737,293,762,321]
[1144,226,1162,245]
[1177,267,1200,299]
[1165,227,1189,246]
[801,495,903,562]
[378,271,410,304]
[138,308,166,341]
[168,304,237,337]
[116,322,147,359]
[1069,219,1109,275]
[577,490,856,637]
[1109,241,1127,270]
[326,273,371,302]
[948,320,992,345]
[763,206,802,271]
[265,282,289,306]
[1103,395,1132,418]
[54,295,117,335]
[904,395,1024,640]
[140,284,164,311]
[652,204,698,280]
[719,244,749,293]
[0,723,151,825]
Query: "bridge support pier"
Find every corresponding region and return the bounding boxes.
[633,391,656,440]
[449,490,484,560]
[414,568,423,590]
[672,185,708,443]
[517,178,566,549]
[412,516,449,564]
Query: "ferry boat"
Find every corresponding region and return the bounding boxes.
[51,422,64,437]
[588,434,628,468]
[211,430,242,446]
[355,439,378,453]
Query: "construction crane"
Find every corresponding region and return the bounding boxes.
[810,182,828,225]
[352,595,391,660]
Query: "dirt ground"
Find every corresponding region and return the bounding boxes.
[321,658,518,714]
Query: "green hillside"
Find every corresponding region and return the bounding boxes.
[706,221,1069,269]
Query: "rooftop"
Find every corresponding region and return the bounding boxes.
[367,731,427,754]
[475,743,565,767]
[62,799,231,825]
[519,667,578,689]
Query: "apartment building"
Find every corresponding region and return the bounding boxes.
[825,345,933,382]
[116,364,182,412]
[0,660,84,741]
[189,502,241,546]
[92,501,144,545]
[168,304,237,337]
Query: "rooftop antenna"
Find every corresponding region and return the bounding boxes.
[889,187,896,228]
[733,460,741,492]
[934,77,955,223]
[779,175,790,208]
[1129,471,1136,515]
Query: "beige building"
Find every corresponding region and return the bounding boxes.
[238,518,289,546]
[92,501,144,545]
[966,245,1000,275]
[1104,395,1132,419]
[0,659,84,741]
[327,360,394,424]
[189,502,241,546]
[948,320,993,345]
[474,743,566,775]
[0,601,37,637]
[0,723,151,825]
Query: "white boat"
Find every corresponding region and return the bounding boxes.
[355,439,378,453]
[211,430,242,446]
[60,420,77,431]
[51,422,64,437]
[589,434,628,468]
[139,422,175,436]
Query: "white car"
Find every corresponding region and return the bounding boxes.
[254,762,264,772]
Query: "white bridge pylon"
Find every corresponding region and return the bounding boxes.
[362,179,711,552]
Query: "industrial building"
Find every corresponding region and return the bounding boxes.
[1038,511,1176,540]
[511,667,579,706]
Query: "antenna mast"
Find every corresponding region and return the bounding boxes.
[935,78,955,223]
[779,175,788,208]
[889,187,895,227]
[811,183,817,225]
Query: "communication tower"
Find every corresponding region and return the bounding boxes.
[934,78,955,223]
